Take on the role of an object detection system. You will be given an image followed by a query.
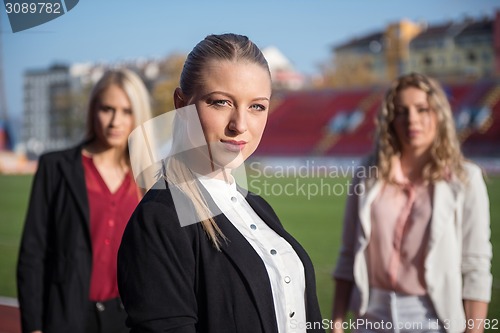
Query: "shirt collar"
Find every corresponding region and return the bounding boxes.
[196,172,237,196]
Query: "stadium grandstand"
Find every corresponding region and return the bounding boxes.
[256,10,500,174]
[256,79,500,160]
[7,10,500,174]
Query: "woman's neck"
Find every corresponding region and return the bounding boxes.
[195,166,233,183]
[83,140,131,193]
[83,141,128,169]
[399,150,431,183]
[181,151,233,183]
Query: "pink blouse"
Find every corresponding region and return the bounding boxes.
[367,181,433,295]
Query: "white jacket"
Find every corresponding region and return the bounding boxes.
[334,162,492,333]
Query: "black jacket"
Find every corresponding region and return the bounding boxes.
[17,146,92,333]
[118,180,325,333]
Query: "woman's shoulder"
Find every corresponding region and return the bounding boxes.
[458,160,487,189]
[133,180,201,232]
[38,145,83,166]
[139,180,177,212]
[121,182,201,260]
[462,160,483,177]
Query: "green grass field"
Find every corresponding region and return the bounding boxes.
[247,174,500,325]
[0,175,32,300]
[1,173,499,326]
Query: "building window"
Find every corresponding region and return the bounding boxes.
[467,51,476,63]
[482,51,491,62]
[369,40,382,53]
[424,55,433,66]
[437,56,445,67]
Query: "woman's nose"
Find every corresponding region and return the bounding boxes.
[228,109,248,134]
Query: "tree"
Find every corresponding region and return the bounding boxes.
[151,53,186,117]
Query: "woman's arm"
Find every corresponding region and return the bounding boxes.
[463,300,489,333]
[331,176,361,333]
[17,155,53,333]
[118,192,198,333]
[331,279,353,333]
[461,164,492,333]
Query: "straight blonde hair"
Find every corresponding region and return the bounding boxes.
[85,68,152,156]
[167,33,270,250]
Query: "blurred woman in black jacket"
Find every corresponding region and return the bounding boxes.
[17,68,152,333]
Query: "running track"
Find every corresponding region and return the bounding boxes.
[0,297,20,333]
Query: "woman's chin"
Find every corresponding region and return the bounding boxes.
[212,152,246,170]
[102,137,128,149]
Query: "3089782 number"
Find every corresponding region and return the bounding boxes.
[5,2,61,14]
[461,318,499,330]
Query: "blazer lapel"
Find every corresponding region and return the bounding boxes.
[58,146,91,242]
[198,186,279,333]
[358,179,382,244]
[428,180,459,250]
[243,191,322,326]
[244,192,303,251]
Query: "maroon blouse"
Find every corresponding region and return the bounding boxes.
[82,154,139,301]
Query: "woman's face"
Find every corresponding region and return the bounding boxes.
[392,87,438,157]
[184,60,271,170]
[94,84,134,150]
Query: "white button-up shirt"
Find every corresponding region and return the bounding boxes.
[198,174,307,333]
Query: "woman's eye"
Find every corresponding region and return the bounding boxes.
[99,105,114,112]
[418,108,430,113]
[210,99,229,107]
[250,104,266,111]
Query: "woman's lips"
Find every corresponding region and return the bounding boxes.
[408,129,420,138]
[107,130,124,138]
[221,140,247,152]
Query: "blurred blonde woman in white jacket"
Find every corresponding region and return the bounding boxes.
[332,73,492,333]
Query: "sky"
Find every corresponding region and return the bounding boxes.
[1,0,499,121]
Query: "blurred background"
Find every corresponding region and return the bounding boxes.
[1,0,499,332]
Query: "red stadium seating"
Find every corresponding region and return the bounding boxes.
[256,79,500,157]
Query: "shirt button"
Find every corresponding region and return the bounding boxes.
[284,276,291,283]
[231,196,237,203]
[270,249,277,255]
[104,239,111,245]
[96,302,105,312]
[250,224,257,230]
[108,219,115,227]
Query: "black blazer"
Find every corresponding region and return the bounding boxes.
[17,146,92,333]
[118,180,325,333]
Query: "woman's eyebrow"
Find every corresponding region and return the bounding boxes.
[201,91,269,102]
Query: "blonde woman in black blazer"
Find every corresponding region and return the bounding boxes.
[118,34,324,333]
[17,69,152,333]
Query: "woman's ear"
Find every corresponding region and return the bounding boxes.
[174,88,186,109]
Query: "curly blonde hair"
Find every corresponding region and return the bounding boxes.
[374,72,466,183]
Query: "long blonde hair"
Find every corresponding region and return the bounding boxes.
[167,33,270,250]
[374,72,466,183]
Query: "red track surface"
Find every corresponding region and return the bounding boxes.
[0,304,20,333]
